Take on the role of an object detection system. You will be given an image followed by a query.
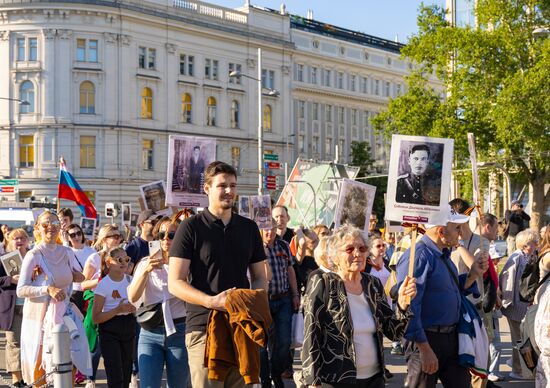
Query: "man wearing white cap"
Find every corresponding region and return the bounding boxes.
[396,205,489,388]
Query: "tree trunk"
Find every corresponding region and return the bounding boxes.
[528,175,546,232]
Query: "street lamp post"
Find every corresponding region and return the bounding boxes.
[229,47,279,196]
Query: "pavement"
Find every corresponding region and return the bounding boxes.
[1,313,536,387]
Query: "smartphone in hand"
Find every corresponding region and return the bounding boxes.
[148,240,161,258]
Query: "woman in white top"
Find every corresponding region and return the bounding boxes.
[92,246,136,388]
[128,216,189,388]
[67,223,97,314]
[16,211,91,385]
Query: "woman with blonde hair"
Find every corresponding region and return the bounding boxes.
[16,211,90,386]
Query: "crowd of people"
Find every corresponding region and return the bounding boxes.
[0,160,549,388]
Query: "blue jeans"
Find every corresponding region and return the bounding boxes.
[137,322,189,388]
[489,316,502,374]
[260,295,293,383]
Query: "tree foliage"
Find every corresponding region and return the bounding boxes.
[372,0,549,228]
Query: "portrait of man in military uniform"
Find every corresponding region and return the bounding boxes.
[395,143,442,206]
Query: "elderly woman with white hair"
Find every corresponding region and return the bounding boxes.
[500,228,540,380]
[301,224,416,388]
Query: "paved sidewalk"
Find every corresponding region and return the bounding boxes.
[1,316,536,387]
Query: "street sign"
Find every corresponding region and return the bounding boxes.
[0,186,17,193]
[264,161,281,170]
[263,154,278,161]
[264,175,276,182]
[264,175,277,190]
[0,179,18,186]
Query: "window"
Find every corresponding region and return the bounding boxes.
[142,139,154,170]
[384,81,391,97]
[339,139,345,154]
[310,67,318,84]
[20,81,34,113]
[312,40,319,49]
[396,83,402,96]
[139,47,156,69]
[364,51,369,61]
[338,107,345,124]
[19,135,34,167]
[337,72,344,89]
[351,109,357,126]
[263,105,272,132]
[261,69,275,90]
[79,81,95,114]
[296,64,304,82]
[339,46,345,56]
[17,37,37,61]
[231,147,241,172]
[141,87,153,119]
[325,104,332,122]
[323,69,331,87]
[298,135,305,152]
[312,103,319,121]
[374,79,380,95]
[206,96,216,126]
[298,100,305,119]
[350,75,356,92]
[230,100,239,128]
[312,136,319,153]
[228,63,241,84]
[77,39,98,62]
[325,137,332,154]
[361,77,368,94]
[80,136,96,168]
[182,93,192,123]
[179,54,195,76]
[205,59,219,80]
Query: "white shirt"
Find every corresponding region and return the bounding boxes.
[369,265,392,307]
[84,252,101,280]
[131,257,186,319]
[94,274,132,314]
[71,245,96,291]
[347,292,379,379]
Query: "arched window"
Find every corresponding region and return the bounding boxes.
[263,104,272,132]
[141,87,153,119]
[230,100,239,129]
[79,81,95,114]
[182,93,192,123]
[207,96,216,126]
[20,81,34,113]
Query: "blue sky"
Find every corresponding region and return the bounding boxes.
[210,0,446,43]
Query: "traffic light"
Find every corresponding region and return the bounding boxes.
[105,203,117,218]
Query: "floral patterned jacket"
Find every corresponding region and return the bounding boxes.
[301,269,412,385]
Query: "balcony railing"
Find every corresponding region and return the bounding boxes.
[173,0,247,24]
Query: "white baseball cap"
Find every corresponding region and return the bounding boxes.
[425,205,470,228]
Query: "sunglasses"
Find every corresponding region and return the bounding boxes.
[110,255,130,264]
[344,245,368,254]
[41,220,61,228]
[68,231,83,238]
[158,231,176,240]
[106,234,122,240]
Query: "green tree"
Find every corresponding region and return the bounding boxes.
[349,141,387,225]
[372,0,549,229]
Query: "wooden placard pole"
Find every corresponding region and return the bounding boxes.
[406,224,418,304]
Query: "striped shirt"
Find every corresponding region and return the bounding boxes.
[265,238,295,296]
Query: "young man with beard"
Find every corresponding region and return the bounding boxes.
[168,161,269,388]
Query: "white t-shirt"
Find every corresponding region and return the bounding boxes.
[84,252,102,280]
[347,292,379,379]
[94,274,132,315]
[72,245,96,291]
[131,257,187,319]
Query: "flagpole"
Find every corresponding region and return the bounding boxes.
[57,156,63,214]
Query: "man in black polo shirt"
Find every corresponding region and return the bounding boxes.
[272,205,294,244]
[168,161,268,388]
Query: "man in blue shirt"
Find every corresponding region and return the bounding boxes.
[396,205,488,388]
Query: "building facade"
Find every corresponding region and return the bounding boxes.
[0,0,440,218]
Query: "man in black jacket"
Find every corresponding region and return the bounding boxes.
[504,201,530,255]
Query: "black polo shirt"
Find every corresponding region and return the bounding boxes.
[169,208,266,333]
[281,227,295,244]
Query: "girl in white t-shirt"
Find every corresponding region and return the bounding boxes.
[92,246,136,388]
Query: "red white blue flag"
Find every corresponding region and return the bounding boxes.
[58,157,97,219]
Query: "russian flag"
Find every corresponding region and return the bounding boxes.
[58,157,98,219]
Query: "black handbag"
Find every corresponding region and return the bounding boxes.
[135,303,163,330]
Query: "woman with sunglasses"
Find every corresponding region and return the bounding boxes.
[92,246,136,388]
[301,224,416,388]
[16,211,91,386]
[80,224,123,388]
[67,223,96,313]
[128,216,189,388]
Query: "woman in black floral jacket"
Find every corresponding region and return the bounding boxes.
[301,225,417,388]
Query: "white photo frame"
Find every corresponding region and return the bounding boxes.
[1,250,23,276]
[334,179,377,235]
[80,217,97,240]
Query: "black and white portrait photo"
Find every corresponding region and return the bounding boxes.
[386,134,454,225]
[80,217,96,238]
[334,179,376,235]
[1,251,23,276]
[250,194,273,229]
[139,180,167,212]
[395,142,443,206]
[238,196,251,219]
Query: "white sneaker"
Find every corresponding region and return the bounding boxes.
[487,373,505,382]
[85,380,96,388]
[509,371,533,380]
[129,374,139,388]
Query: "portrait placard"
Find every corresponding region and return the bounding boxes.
[80,217,97,240]
[1,250,23,276]
[385,134,454,226]
[166,135,216,208]
[121,203,132,227]
[238,196,251,219]
[334,179,376,235]
[250,195,273,230]
[139,180,170,215]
